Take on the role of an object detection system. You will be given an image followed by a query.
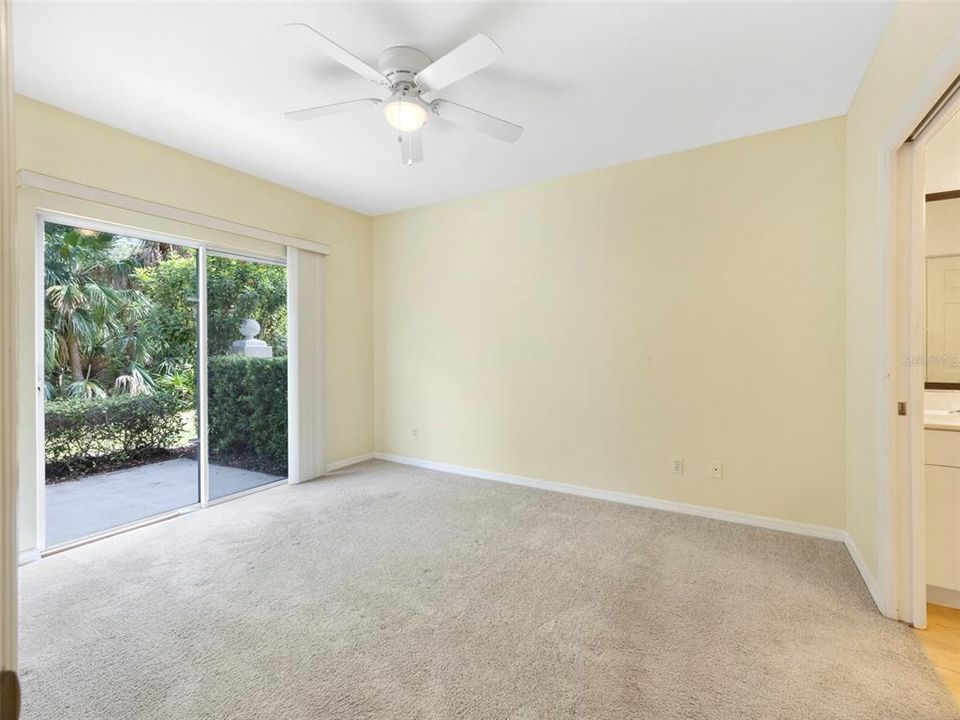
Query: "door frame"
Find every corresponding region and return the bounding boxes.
[33,210,290,552]
[1,0,19,691]
[880,38,960,625]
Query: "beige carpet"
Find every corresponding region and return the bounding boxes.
[19,460,959,719]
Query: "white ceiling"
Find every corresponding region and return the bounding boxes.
[13,1,893,216]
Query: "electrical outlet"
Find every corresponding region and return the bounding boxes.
[412,427,419,439]
[710,461,723,479]
[671,456,684,475]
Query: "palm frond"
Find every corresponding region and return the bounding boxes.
[64,377,108,400]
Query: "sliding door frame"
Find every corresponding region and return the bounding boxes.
[33,210,290,551]
[198,247,209,508]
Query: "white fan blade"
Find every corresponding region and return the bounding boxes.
[285,23,389,86]
[416,34,502,92]
[400,130,423,165]
[284,98,380,120]
[285,98,380,121]
[431,99,522,143]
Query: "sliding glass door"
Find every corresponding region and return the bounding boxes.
[43,221,200,545]
[206,254,288,500]
[42,219,288,547]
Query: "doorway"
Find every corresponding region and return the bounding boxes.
[881,78,960,629]
[38,216,289,550]
[893,89,960,707]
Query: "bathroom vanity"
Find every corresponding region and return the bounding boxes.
[924,410,960,608]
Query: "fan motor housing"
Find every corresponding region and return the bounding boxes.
[377,46,431,86]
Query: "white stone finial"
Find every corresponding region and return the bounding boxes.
[239,318,261,340]
[230,318,273,358]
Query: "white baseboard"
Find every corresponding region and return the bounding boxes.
[842,532,882,611]
[19,548,40,566]
[927,585,960,610]
[374,452,891,608]
[373,452,845,542]
[326,453,375,473]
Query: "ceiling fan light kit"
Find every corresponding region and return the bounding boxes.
[382,90,429,133]
[284,24,523,166]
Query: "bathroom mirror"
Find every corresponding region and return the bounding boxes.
[925,195,960,388]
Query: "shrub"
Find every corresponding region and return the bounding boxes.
[155,367,196,408]
[206,257,287,357]
[136,255,288,366]
[45,393,187,479]
[133,254,198,374]
[208,355,287,474]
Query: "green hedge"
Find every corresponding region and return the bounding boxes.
[208,355,287,474]
[44,358,286,480]
[45,393,187,478]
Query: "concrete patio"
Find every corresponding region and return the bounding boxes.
[45,459,282,546]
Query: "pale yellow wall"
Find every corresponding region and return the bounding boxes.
[15,96,374,551]
[373,117,847,529]
[845,2,960,581]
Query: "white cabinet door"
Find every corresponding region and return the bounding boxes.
[926,464,960,592]
[926,428,960,467]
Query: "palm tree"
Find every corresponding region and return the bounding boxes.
[44,225,153,398]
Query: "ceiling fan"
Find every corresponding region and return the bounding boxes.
[284,23,523,166]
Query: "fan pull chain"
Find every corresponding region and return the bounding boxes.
[397,94,403,144]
